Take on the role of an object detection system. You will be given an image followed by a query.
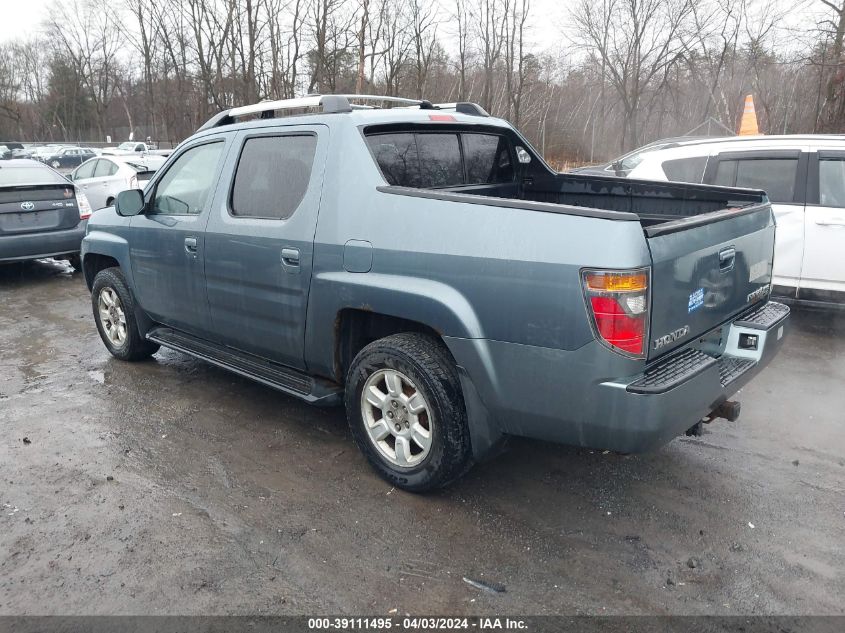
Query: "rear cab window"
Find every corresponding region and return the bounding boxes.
[365,127,515,189]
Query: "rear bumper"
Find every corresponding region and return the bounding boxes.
[446,301,790,457]
[0,221,87,262]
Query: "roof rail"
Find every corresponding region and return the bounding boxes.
[433,102,490,117]
[198,94,489,131]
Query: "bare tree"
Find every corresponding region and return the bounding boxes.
[475,0,507,113]
[409,0,439,99]
[572,0,699,150]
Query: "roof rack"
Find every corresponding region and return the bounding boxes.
[198,95,489,130]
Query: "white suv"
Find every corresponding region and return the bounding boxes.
[621,135,845,306]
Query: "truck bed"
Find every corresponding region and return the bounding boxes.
[435,171,768,233]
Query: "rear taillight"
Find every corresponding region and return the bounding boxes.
[75,188,92,220]
[582,268,650,358]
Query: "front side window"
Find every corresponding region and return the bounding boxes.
[230,134,317,220]
[819,158,845,208]
[152,142,223,215]
[713,157,798,203]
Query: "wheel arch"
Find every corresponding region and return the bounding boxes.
[305,272,484,381]
[334,308,449,383]
[83,253,120,291]
[81,231,132,290]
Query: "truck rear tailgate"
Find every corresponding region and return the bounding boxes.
[646,204,775,360]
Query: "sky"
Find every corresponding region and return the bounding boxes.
[0,0,568,48]
[0,0,824,53]
[0,0,52,42]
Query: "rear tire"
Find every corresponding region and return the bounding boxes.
[91,267,159,361]
[345,333,473,492]
[51,160,61,169]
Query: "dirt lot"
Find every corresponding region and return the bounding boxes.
[1,259,843,616]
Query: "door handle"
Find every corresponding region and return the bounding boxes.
[719,246,736,272]
[184,237,198,255]
[281,247,300,271]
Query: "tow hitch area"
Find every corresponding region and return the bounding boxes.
[713,400,741,422]
[686,400,742,436]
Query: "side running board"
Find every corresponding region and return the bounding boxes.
[146,327,342,406]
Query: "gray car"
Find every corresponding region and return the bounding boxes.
[81,95,789,491]
[0,159,92,268]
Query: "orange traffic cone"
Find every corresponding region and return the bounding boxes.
[738,94,760,135]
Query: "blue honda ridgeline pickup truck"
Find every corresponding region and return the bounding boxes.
[81,95,789,491]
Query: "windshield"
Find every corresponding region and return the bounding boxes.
[612,143,670,172]
[117,142,137,150]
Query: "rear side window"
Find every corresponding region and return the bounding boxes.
[819,158,845,208]
[713,158,798,203]
[661,156,706,183]
[74,160,97,180]
[94,160,118,177]
[367,130,515,188]
[231,134,317,220]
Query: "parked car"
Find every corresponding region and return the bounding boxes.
[81,95,789,491]
[607,135,845,306]
[0,159,92,268]
[31,144,63,161]
[39,146,97,169]
[569,137,709,177]
[1,142,27,159]
[71,155,166,210]
[103,142,174,160]
[102,141,156,155]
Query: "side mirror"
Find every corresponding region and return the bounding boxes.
[115,189,145,216]
[612,160,623,175]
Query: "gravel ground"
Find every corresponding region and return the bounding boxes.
[1,258,843,615]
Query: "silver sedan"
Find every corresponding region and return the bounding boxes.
[70,155,166,210]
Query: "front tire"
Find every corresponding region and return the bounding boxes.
[91,267,159,361]
[345,333,473,492]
